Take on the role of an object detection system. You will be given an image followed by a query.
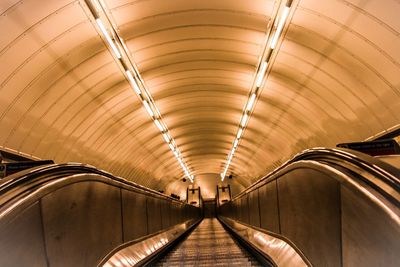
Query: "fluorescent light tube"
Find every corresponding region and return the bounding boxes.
[126,70,141,95]
[237,128,243,139]
[233,138,239,148]
[221,171,227,181]
[163,133,170,143]
[168,143,175,151]
[223,168,228,178]
[95,18,121,58]
[154,119,164,132]
[240,113,249,127]
[246,93,256,111]
[143,100,154,117]
[256,62,268,87]
[170,139,176,147]
[229,151,235,161]
[270,7,290,49]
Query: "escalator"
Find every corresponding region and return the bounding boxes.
[155,218,262,267]
[0,147,398,266]
[0,163,202,267]
[217,148,400,267]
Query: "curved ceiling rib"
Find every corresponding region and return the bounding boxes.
[0,0,399,198]
[220,0,293,180]
[84,0,195,182]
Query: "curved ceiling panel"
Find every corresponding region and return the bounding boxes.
[229,0,400,183]
[0,0,399,197]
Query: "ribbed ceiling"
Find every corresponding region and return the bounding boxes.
[0,0,399,198]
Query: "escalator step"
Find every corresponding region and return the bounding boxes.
[154,218,262,266]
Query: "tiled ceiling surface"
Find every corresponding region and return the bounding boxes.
[0,0,399,197]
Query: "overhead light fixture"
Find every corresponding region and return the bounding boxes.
[180,161,186,169]
[95,18,121,59]
[126,70,141,95]
[168,143,175,151]
[221,2,292,181]
[256,62,268,88]
[221,172,226,181]
[240,113,249,127]
[230,147,236,156]
[233,139,239,148]
[154,119,164,132]
[87,0,194,183]
[143,100,154,117]
[270,6,290,49]
[236,128,243,139]
[162,133,170,143]
[227,160,232,168]
[246,93,257,111]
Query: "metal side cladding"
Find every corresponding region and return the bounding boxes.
[0,163,202,267]
[217,148,400,267]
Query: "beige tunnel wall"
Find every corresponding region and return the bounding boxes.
[0,0,399,196]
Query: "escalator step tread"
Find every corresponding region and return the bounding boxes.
[154,218,263,266]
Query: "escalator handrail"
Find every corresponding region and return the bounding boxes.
[232,147,400,201]
[0,162,182,204]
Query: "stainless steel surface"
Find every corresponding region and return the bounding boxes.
[232,198,239,221]
[341,186,400,266]
[160,200,172,229]
[219,216,310,267]
[239,194,250,224]
[0,202,47,267]
[0,164,202,266]
[375,155,400,169]
[122,189,149,240]
[218,154,400,267]
[156,218,262,266]
[234,147,400,201]
[147,197,163,234]
[278,168,341,267]
[248,190,260,228]
[101,219,200,267]
[41,181,123,266]
[258,180,280,233]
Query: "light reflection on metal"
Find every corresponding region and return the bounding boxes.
[220,216,310,266]
[85,0,194,183]
[315,162,400,225]
[101,220,198,267]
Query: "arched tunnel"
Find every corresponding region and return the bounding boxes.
[0,0,399,266]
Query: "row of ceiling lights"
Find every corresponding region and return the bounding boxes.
[84,0,194,183]
[221,0,293,181]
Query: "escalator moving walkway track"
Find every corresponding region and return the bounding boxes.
[155,218,262,266]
